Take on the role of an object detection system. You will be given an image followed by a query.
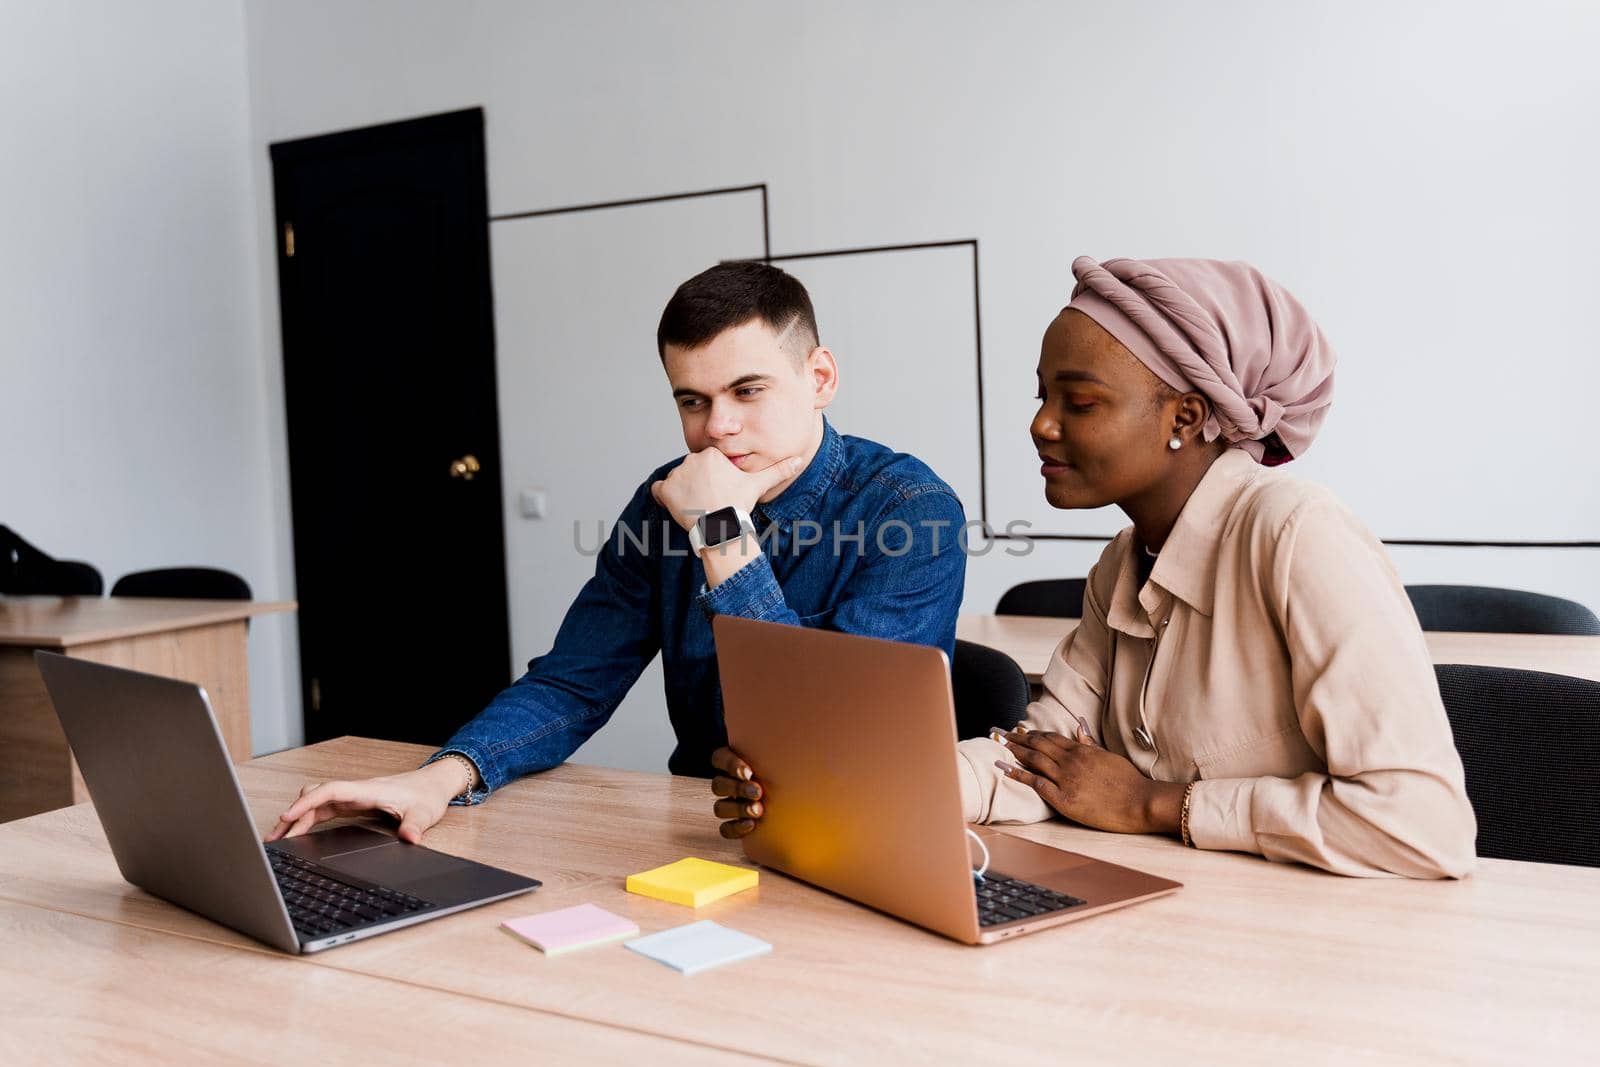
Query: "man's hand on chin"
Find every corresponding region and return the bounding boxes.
[651,449,804,589]
[650,449,803,533]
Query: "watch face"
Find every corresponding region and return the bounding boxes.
[699,506,745,548]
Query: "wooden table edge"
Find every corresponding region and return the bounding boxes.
[0,599,297,648]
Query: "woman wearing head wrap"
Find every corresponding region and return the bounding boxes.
[962,256,1476,878]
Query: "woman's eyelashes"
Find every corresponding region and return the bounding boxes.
[1036,386,1097,412]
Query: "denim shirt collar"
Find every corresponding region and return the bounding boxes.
[755,417,844,523]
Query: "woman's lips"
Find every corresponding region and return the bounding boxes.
[725,452,753,469]
[1039,457,1073,477]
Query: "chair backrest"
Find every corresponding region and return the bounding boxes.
[50,560,106,596]
[995,577,1087,619]
[1435,663,1600,867]
[111,567,252,601]
[1,525,104,596]
[950,640,1030,740]
[1407,584,1600,636]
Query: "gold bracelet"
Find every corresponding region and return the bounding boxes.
[439,753,479,802]
[1179,781,1196,848]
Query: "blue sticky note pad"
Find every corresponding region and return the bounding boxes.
[624,920,772,976]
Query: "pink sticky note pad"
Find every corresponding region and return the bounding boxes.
[501,903,640,956]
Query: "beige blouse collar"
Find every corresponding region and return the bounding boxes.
[1105,448,1262,638]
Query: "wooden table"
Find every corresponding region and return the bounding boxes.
[0,737,1594,1063]
[958,613,1600,685]
[0,595,295,821]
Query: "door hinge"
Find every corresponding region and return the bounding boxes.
[310,676,320,712]
[284,222,296,258]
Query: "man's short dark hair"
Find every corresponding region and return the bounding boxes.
[656,261,820,362]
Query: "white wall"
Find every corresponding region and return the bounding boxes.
[252,1,1598,766]
[1,1,301,756]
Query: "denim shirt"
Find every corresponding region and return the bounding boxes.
[428,419,967,794]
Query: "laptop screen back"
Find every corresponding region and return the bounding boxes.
[713,616,979,942]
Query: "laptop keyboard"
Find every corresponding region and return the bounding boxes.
[267,849,434,941]
[975,874,1086,927]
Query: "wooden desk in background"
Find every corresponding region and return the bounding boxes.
[0,737,1594,1063]
[0,595,294,822]
[958,613,1600,685]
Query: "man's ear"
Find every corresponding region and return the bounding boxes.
[806,346,839,410]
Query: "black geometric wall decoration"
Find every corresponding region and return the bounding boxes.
[492,184,1596,551]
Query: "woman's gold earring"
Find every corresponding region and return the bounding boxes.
[1168,436,1182,451]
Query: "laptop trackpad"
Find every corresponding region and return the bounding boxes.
[974,828,1097,878]
[321,842,471,889]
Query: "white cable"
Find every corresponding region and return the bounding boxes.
[966,827,990,882]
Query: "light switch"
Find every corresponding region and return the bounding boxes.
[519,488,548,519]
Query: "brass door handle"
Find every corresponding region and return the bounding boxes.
[449,454,481,480]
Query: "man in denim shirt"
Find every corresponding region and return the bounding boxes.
[270,262,966,844]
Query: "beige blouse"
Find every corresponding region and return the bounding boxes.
[958,449,1478,878]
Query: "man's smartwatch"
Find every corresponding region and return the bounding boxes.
[689,505,756,555]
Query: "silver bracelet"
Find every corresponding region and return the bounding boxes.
[439,753,479,802]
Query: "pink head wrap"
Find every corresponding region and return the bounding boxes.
[1066,256,1336,465]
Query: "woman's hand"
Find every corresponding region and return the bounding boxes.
[993,725,1184,835]
[266,761,463,844]
[709,746,764,838]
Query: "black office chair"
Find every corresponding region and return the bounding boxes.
[950,640,1030,740]
[996,578,1087,619]
[111,567,252,601]
[0,525,104,595]
[1435,663,1600,868]
[1407,585,1600,636]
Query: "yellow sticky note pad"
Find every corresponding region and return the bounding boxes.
[625,857,759,908]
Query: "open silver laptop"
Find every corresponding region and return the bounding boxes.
[35,652,539,953]
[713,616,1180,944]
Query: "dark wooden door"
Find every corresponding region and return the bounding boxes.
[270,108,510,746]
